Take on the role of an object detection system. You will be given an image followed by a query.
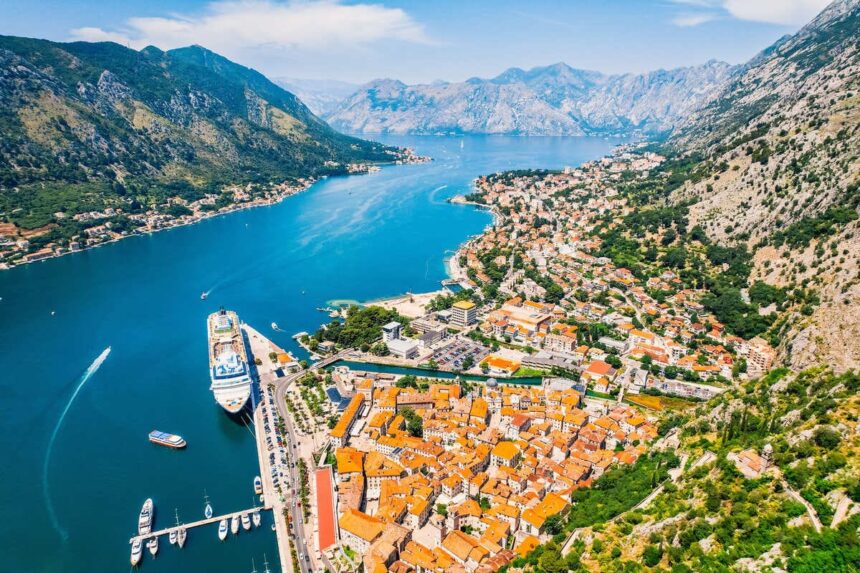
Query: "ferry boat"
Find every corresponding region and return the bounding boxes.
[148,430,187,449]
[207,308,253,416]
[130,539,143,566]
[138,499,154,535]
[254,476,263,495]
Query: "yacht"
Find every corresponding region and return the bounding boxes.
[241,512,251,531]
[204,492,213,519]
[231,515,239,535]
[177,527,187,548]
[207,309,253,415]
[147,536,159,557]
[201,291,208,300]
[169,530,177,545]
[218,519,228,541]
[254,476,263,495]
[130,539,143,566]
[252,511,261,528]
[138,498,154,535]
[271,322,278,331]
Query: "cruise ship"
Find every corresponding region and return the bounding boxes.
[207,308,253,416]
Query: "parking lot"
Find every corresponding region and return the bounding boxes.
[432,338,490,370]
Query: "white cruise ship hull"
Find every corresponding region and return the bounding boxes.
[207,309,254,417]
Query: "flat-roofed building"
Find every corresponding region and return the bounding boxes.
[451,300,477,328]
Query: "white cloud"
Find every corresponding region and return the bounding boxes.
[672,12,718,27]
[70,0,430,54]
[668,0,832,26]
[722,0,832,25]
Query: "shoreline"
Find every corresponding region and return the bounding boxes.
[1,160,430,273]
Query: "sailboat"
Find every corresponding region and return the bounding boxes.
[177,525,187,548]
[169,508,181,545]
[203,491,213,519]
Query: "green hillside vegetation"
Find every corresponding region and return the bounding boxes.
[0,36,396,231]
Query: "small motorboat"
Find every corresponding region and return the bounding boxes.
[147,536,159,556]
[241,512,251,531]
[231,515,239,535]
[271,322,278,331]
[177,527,187,548]
[254,476,263,495]
[200,291,208,300]
[169,530,177,545]
[204,492,213,519]
[252,511,261,528]
[218,519,228,541]
[130,539,143,566]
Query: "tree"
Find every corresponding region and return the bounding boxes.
[813,427,841,449]
[436,504,448,517]
[539,547,567,573]
[642,544,662,567]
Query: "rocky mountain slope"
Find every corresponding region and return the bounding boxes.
[0,37,395,231]
[324,61,736,136]
[666,0,860,372]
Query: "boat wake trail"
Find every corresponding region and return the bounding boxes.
[428,185,449,205]
[42,346,111,541]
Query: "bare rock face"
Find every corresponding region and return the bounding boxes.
[325,61,735,136]
[668,0,860,372]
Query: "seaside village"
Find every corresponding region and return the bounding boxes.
[310,144,778,573]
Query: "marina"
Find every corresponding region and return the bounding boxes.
[128,507,270,546]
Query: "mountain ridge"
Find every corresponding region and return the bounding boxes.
[324,60,737,136]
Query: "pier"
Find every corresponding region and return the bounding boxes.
[128,506,269,545]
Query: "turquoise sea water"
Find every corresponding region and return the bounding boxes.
[0,135,620,572]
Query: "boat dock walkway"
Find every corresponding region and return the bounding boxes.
[129,506,270,545]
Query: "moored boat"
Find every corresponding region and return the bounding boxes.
[148,430,187,449]
[138,498,154,535]
[231,515,239,535]
[241,512,251,531]
[218,519,228,541]
[207,309,253,416]
[177,527,187,548]
[169,530,177,545]
[130,539,143,566]
[254,476,263,495]
[147,536,159,556]
[252,511,261,528]
[204,492,213,519]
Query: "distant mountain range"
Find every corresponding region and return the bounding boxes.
[0,37,395,230]
[274,77,360,117]
[323,61,738,136]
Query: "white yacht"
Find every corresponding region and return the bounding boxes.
[218,519,228,541]
[204,492,213,519]
[241,512,251,531]
[177,527,187,548]
[169,530,177,545]
[207,309,252,415]
[147,536,159,557]
[252,511,261,528]
[130,539,143,566]
[138,499,154,535]
[231,515,240,535]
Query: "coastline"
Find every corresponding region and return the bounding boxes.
[1,158,431,272]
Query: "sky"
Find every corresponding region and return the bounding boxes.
[1,0,833,85]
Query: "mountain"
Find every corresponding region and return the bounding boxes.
[665,0,860,372]
[522,5,860,571]
[324,61,736,136]
[274,77,360,117]
[0,37,396,232]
